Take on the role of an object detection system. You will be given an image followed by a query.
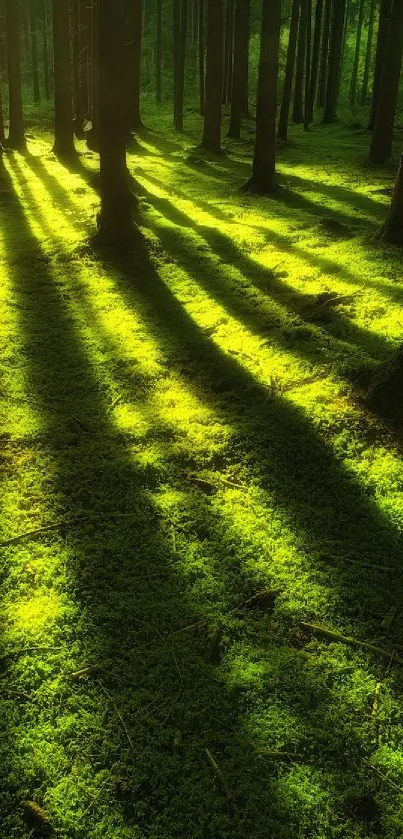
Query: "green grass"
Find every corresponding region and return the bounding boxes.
[1,106,403,838]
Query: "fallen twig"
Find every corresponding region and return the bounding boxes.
[0,512,145,547]
[97,680,134,751]
[205,748,236,806]
[367,762,403,795]
[298,621,403,665]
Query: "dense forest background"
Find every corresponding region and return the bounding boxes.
[2,2,403,839]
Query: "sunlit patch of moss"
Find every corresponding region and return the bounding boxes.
[6,592,63,637]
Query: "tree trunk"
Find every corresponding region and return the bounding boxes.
[97,0,133,242]
[30,0,41,105]
[240,0,250,116]
[5,0,25,150]
[349,0,365,105]
[42,0,50,100]
[379,152,403,244]
[304,0,312,129]
[226,0,234,105]
[293,0,308,124]
[198,0,205,114]
[228,0,252,137]
[86,0,99,151]
[322,0,345,123]
[369,0,403,163]
[156,0,162,104]
[126,0,143,132]
[72,0,84,137]
[0,81,5,145]
[308,0,323,119]
[52,0,75,158]
[201,0,223,153]
[222,0,233,104]
[173,0,187,131]
[244,0,281,193]
[360,0,376,105]
[317,0,331,105]
[368,0,391,127]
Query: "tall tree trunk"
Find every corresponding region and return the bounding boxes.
[322,0,345,123]
[201,0,223,153]
[349,0,365,105]
[72,0,84,137]
[226,0,234,105]
[30,0,41,105]
[379,151,403,243]
[304,0,312,129]
[293,0,308,124]
[42,0,50,100]
[317,0,331,106]
[368,0,391,127]
[244,0,281,193]
[360,0,376,105]
[5,0,25,150]
[228,0,251,137]
[198,0,205,114]
[126,0,143,132]
[98,0,133,242]
[308,0,323,119]
[52,0,75,158]
[173,0,187,131]
[156,0,162,104]
[369,0,403,163]
[86,0,99,150]
[222,0,233,104]
[0,81,5,145]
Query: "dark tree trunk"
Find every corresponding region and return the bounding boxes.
[369,0,403,163]
[222,0,233,104]
[304,0,312,129]
[360,0,376,105]
[308,0,323,119]
[198,0,205,114]
[156,0,162,104]
[86,0,99,151]
[42,0,50,100]
[0,81,5,145]
[322,0,345,123]
[226,0,234,105]
[379,152,403,244]
[5,0,25,150]
[30,0,41,105]
[97,0,133,242]
[173,0,187,131]
[201,0,223,153]
[278,0,300,140]
[244,0,281,193]
[72,0,84,137]
[368,0,392,127]
[228,0,251,138]
[293,0,308,124]
[317,0,331,106]
[349,0,365,105]
[52,0,75,158]
[240,0,250,116]
[0,0,6,77]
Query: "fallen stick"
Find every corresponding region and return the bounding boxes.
[97,680,134,752]
[367,763,403,795]
[0,512,145,547]
[298,622,403,665]
[205,748,236,806]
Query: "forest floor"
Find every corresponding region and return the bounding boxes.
[2,108,403,839]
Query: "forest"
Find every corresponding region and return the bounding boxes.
[2,0,403,837]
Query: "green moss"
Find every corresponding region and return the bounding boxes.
[1,107,403,838]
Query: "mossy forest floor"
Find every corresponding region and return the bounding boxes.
[2,108,403,838]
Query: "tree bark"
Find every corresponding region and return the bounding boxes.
[379,152,403,243]
[201,0,223,153]
[317,0,331,105]
[72,0,84,137]
[86,0,99,151]
[52,0,75,158]
[369,0,403,163]
[97,0,133,242]
[244,0,281,193]
[30,0,41,105]
[349,0,364,105]
[368,0,391,126]
[304,0,312,129]
[5,0,25,150]
[308,0,323,119]
[0,80,5,145]
[42,0,50,100]
[228,0,251,137]
[198,0,205,114]
[360,0,376,105]
[293,0,308,124]
[322,0,346,123]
